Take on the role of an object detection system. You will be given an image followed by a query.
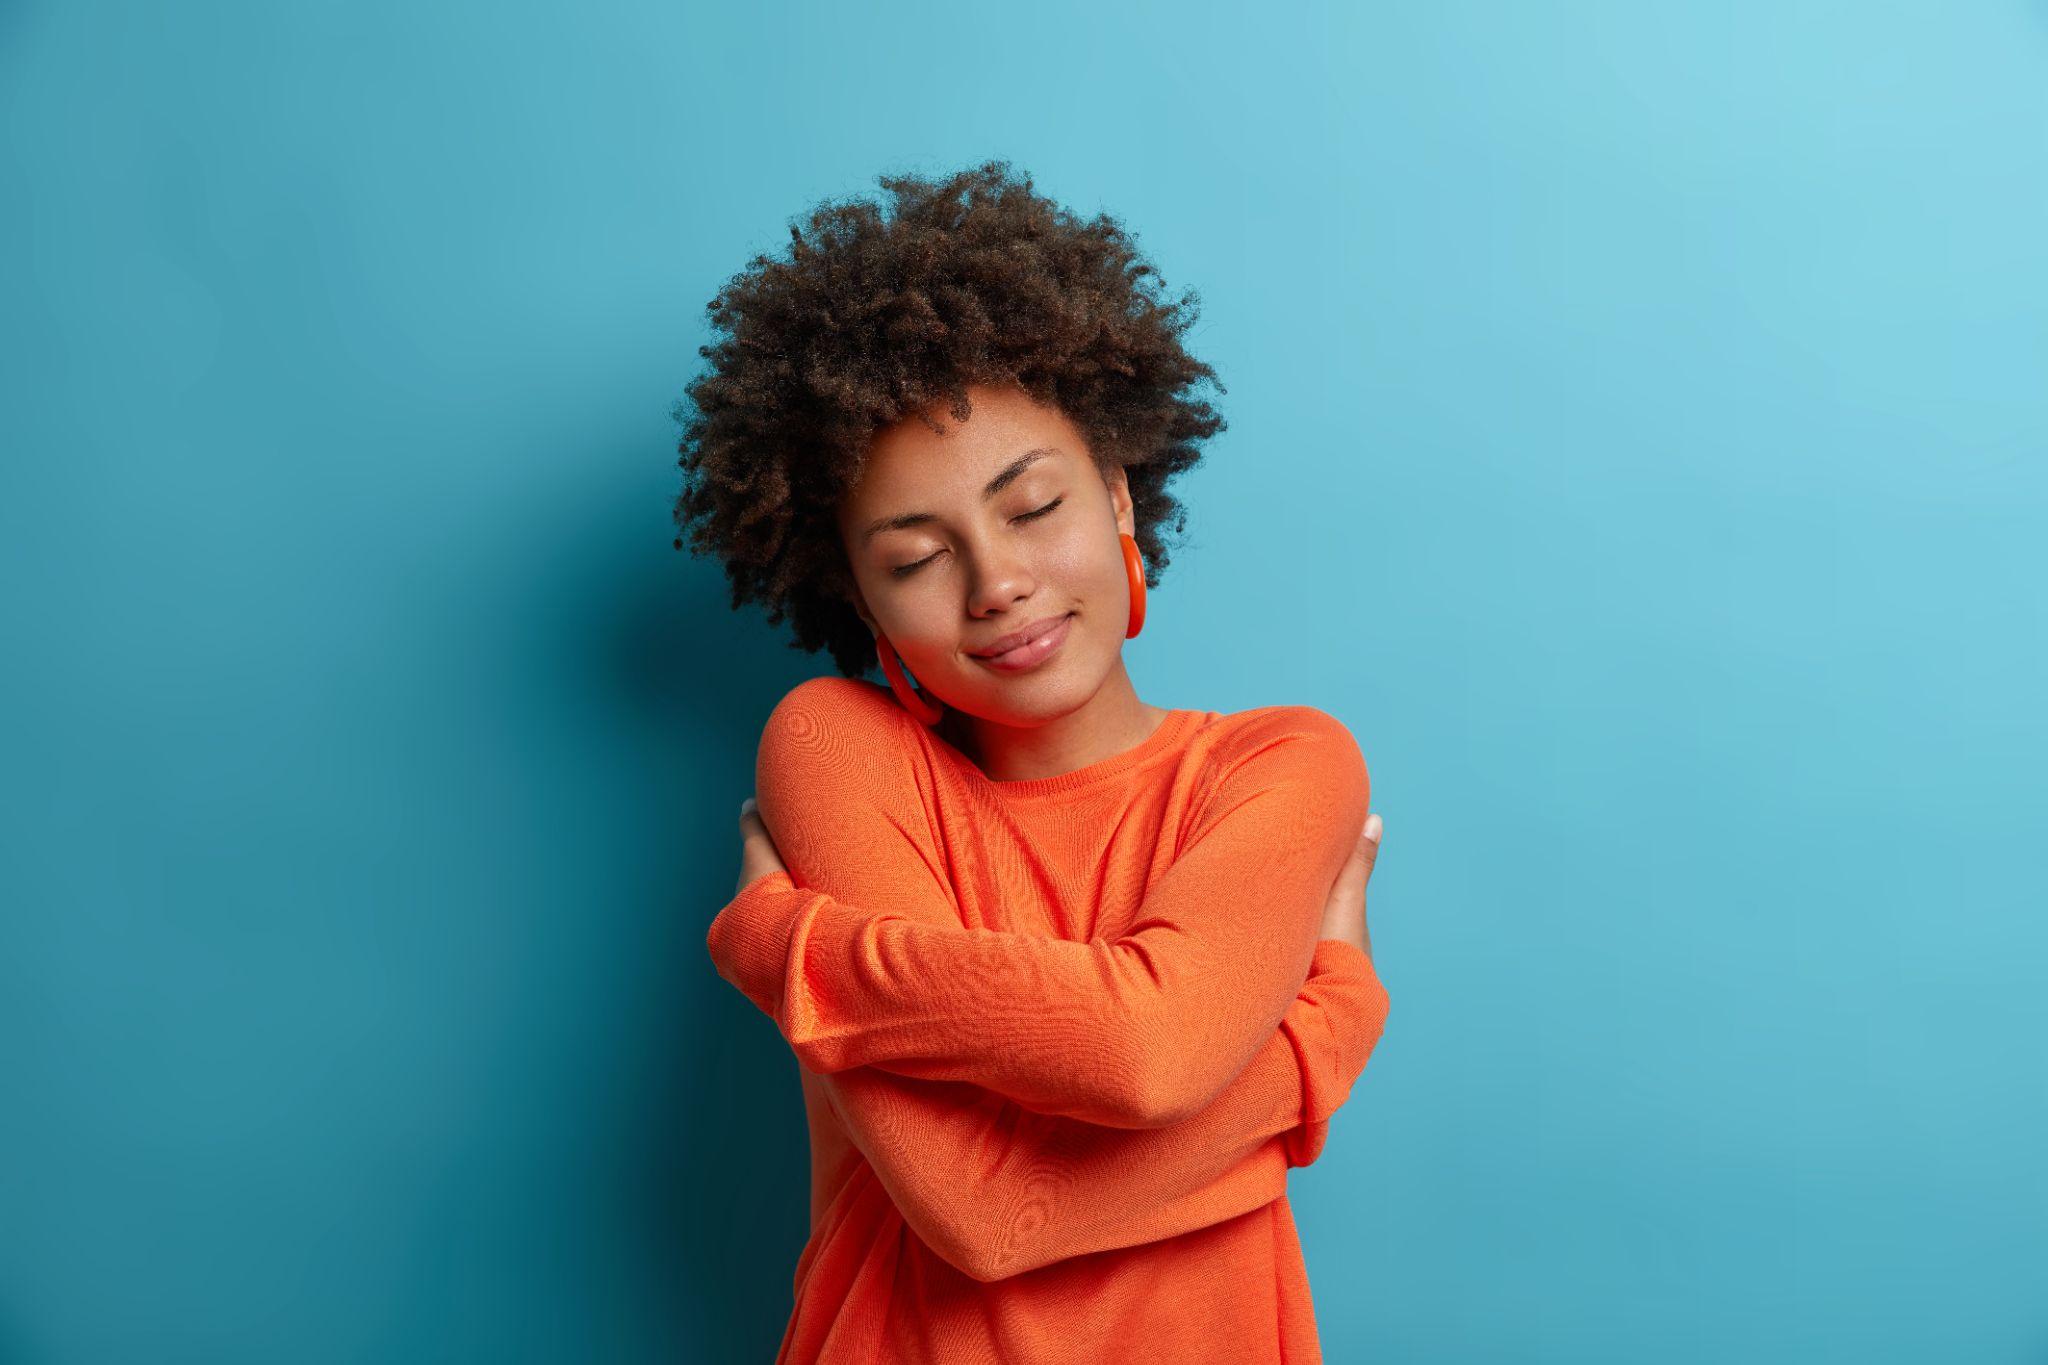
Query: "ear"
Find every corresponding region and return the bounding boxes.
[1105,464,1135,538]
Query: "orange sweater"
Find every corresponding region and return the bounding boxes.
[706,676,1391,1364]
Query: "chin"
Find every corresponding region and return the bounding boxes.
[965,660,1108,725]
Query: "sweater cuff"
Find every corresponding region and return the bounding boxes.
[1310,938,1390,1024]
[705,869,820,1016]
[1316,939,1391,1082]
[1290,939,1392,1125]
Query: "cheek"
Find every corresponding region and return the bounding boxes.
[1082,536,1131,602]
[882,594,955,654]
[1044,526,1116,589]
[1051,538,1130,644]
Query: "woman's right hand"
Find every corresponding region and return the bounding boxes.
[736,795,788,898]
[1317,813,1382,957]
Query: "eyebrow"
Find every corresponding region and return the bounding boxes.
[858,447,1058,544]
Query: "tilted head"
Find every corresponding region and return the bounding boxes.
[672,159,1226,725]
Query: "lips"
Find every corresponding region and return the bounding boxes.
[970,613,1072,659]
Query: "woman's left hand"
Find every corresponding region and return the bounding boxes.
[736,796,788,896]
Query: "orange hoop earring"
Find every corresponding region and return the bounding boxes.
[1122,533,1147,639]
[874,633,945,727]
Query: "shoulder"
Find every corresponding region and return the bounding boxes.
[1208,703,1364,764]
[767,674,905,734]
[757,675,927,784]
[1200,704,1370,802]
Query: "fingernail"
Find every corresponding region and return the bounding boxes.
[740,797,757,815]
[1364,814,1382,840]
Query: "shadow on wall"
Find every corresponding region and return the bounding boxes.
[612,490,834,1358]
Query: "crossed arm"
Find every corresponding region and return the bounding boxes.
[705,678,1391,1279]
[781,937,1383,1281]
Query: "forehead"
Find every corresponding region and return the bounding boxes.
[844,386,1091,513]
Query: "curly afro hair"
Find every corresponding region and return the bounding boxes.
[670,158,1227,680]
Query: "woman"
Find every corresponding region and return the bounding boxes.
[675,160,1390,1363]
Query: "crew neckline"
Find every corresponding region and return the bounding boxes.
[937,707,1207,801]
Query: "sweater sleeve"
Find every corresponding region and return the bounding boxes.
[706,678,1372,1128]
[799,935,1387,1283]
[1275,937,1386,1167]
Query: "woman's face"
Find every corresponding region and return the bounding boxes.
[836,384,1137,726]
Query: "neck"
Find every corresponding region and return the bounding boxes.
[940,659,1168,784]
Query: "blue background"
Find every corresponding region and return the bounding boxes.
[4,2,2044,1361]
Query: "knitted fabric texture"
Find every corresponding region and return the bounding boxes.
[707,676,1391,1364]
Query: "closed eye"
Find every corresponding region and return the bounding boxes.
[889,497,1065,578]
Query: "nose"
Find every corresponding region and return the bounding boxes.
[964,542,1037,619]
